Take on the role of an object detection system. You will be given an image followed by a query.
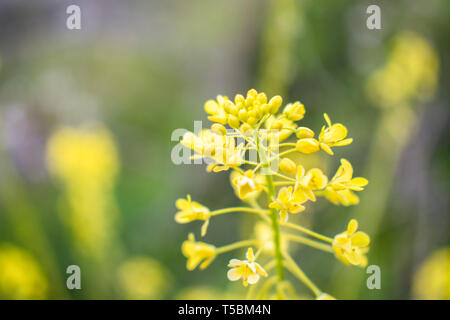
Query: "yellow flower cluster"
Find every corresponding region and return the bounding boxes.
[175,89,370,299]
[0,244,48,299]
[46,125,120,257]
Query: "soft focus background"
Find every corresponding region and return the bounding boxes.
[0,0,448,299]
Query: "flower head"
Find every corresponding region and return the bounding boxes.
[333,219,370,267]
[294,165,328,202]
[230,170,264,200]
[175,195,211,236]
[269,186,306,222]
[182,233,216,271]
[205,89,282,129]
[181,130,245,172]
[283,101,305,121]
[227,248,268,287]
[318,113,353,155]
[322,159,368,206]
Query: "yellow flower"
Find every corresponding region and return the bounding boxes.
[296,138,320,154]
[116,256,170,299]
[182,233,216,271]
[254,222,288,253]
[412,247,450,300]
[181,130,245,172]
[0,244,48,299]
[265,114,297,142]
[205,89,282,129]
[322,159,368,206]
[283,101,305,121]
[279,158,297,175]
[333,219,370,267]
[227,248,268,287]
[230,170,264,200]
[269,186,306,222]
[47,126,119,188]
[316,292,336,300]
[294,165,328,202]
[318,113,353,155]
[175,195,211,236]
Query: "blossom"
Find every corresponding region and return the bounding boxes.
[322,159,368,206]
[175,195,211,236]
[279,158,297,175]
[182,234,216,271]
[205,89,282,129]
[269,186,306,222]
[181,130,245,172]
[230,170,264,200]
[412,247,450,300]
[227,248,268,286]
[283,101,305,121]
[318,113,353,155]
[294,165,328,202]
[296,138,320,154]
[333,219,370,267]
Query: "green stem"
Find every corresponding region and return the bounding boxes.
[215,239,261,255]
[256,131,284,283]
[283,252,321,297]
[281,221,334,243]
[211,207,268,216]
[284,234,333,253]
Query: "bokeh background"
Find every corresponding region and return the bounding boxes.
[0,0,448,299]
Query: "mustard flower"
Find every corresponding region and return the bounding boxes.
[269,186,306,222]
[283,101,305,121]
[181,130,245,172]
[322,159,368,206]
[230,170,264,200]
[175,195,211,236]
[182,233,216,271]
[227,248,268,287]
[333,219,370,267]
[294,165,328,202]
[176,89,371,299]
[318,113,353,155]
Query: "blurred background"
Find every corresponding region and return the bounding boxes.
[0,0,448,299]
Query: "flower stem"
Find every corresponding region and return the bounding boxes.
[256,130,284,283]
[284,234,333,253]
[215,239,261,255]
[283,252,321,297]
[211,207,268,216]
[281,221,334,243]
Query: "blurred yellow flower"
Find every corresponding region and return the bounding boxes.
[367,31,439,108]
[46,125,120,257]
[116,256,170,300]
[322,159,368,206]
[254,222,288,254]
[413,248,450,300]
[0,244,48,299]
[333,219,370,267]
[227,248,267,287]
[47,126,119,188]
[175,195,210,236]
[318,113,353,155]
[182,233,216,271]
[269,186,306,222]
